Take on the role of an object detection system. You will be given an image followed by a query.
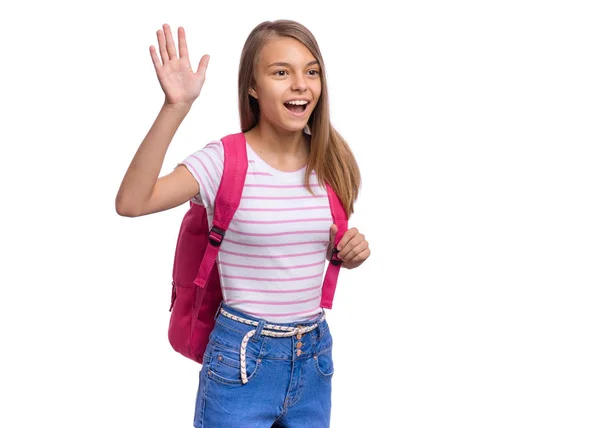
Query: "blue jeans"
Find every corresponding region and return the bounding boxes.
[193,302,335,427]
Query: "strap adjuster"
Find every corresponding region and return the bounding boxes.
[330,248,343,266]
[209,226,226,247]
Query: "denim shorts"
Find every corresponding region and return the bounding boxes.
[193,302,335,428]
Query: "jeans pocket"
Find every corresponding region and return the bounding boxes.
[314,346,335,379]
[207,344,262,385]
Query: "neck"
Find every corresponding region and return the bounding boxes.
[246,122,309,158]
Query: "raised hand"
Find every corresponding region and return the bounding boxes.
[149,24,210,107]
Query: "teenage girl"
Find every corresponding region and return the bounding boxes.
[116,19,370,428]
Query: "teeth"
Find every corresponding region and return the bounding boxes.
[285,100,308,105]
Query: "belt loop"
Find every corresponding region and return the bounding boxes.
[317,320,325,341]
[252,319,266,342]
[214,301,224,320]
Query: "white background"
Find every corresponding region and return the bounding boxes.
[1,0,599,427]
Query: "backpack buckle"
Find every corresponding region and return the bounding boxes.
[209,226,226,246]
[330,248,343,266]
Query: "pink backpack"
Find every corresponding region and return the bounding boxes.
[168,132,349,363]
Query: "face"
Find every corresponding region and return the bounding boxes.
[249,36,322,133]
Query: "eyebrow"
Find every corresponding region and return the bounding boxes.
[267,60,319,68]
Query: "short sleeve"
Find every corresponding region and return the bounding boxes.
[176,140,224,211]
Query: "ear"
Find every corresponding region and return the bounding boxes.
[248,87,258,99]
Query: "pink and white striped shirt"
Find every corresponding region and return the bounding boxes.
[178,139,332,323]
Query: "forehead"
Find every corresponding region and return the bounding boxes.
[257,36,317,67]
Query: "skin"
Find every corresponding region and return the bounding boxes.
[115,24,370,269]
[244,36,370,269]
[244,37,321,172]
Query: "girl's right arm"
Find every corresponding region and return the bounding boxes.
[115,24,209,217]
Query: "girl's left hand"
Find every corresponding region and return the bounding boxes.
[328,225,370,269]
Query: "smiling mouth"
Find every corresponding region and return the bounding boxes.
[284,102,308,114]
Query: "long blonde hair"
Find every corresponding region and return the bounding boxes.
[238,20,361,218]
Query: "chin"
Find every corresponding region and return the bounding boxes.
[283,123,309,134]
[275,117,309,133]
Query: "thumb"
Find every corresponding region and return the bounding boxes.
[196,54,210,76]
[329,224,338,245]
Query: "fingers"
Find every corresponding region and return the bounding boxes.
[156,28,169,65]
[149,45,162,72]
[328,225,371,268]
[177,26,189,59]
[154,24,180,66]
[340,239,369,262]
[163,24,178,60]
[344,247,371,268]
[336,227,359,253]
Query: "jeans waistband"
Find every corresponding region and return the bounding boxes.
[214,302,328,384]
[215,302,325,327]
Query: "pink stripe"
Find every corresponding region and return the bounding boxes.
[219,260,323,270]
[221,273,323,282]
[223,285,322,293]
[235,218,331,225]
[227,296,321,305]
[182,161,208,197]
[204,146,224,175]
[242,195,328,200]
[206,141,222,150]
[226,238,328,248]
[246,183,321,188]
[189,154,216,193]
[228,228,325,237]
[243,306,322,318]
[206,143,224,159]
[220,249,324,258]
[237,206,329,212]
[247,172,273,176]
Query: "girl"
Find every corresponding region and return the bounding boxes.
[116,19,370,428]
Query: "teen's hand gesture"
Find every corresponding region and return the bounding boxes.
[328,225,371,270]
[150,24,210,107]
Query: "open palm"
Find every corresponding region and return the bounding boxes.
[150,24,210,106]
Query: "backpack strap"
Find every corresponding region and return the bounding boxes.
[320,184,349,309]
[193,132,248,288]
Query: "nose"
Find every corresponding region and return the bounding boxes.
[291,74,307,92]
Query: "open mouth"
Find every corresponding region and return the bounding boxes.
[284,101,308,115]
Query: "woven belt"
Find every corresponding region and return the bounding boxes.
[219,308,325,384]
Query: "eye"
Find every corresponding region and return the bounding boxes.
[274,70,288,76]
[308,69,320,76]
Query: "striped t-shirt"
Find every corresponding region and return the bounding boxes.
[178,139,332,323]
